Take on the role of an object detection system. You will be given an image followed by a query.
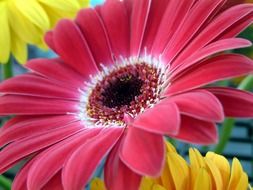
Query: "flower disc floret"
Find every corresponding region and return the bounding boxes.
[82,57,168,126]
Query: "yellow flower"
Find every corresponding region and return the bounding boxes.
[91,178,107,190]
[141,143,250,190]
[91,143,251,190]
[0,0,89,64]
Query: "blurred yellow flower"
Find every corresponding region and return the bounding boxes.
[91,178,107,190]
[140,143,250,190]
[0,0,89,64]
[91,143,251,190]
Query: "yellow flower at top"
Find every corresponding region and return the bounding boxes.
[0,0,89,64]
[91,142,251,190]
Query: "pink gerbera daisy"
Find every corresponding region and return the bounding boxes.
[0,0,253,189]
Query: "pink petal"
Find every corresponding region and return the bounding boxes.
[0,73,80,100]
[151,0,195,56]
[162,0,224,62]
[130,0,151,56]
[0,115,77,147]
[1,116,31,130]
[172,4,253,65]
[98,0,130,59]
[41,171,64,190]
[12,159,36,190]
[167,54,253,94]
[140,0,169,53]
[120,126,165,177]
[217,4,253,39]
[27,129,102,190]
[62,127,124,190]
[0,95,78,115]
[75,8,114,66]
[0,123,82,174]
[44,31,56,52]
[219,16,253,40]
[105,141,141,190]
[25,58,84,88]
[130,99,180,135]
[123,0,133,15]
[169,89,224,122]
[207,87,253,118]
[53,19,99,76]
[172,115,218,145]
[171,38,252,75]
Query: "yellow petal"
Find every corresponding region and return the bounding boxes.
[189,148,199,168]
[11,32,27,64]
[38,0,80,12]
[167,152,189,190]
[7,1,43,44]
[78,0,90,7]
[227,158,244,190]
[189,148,205,169]
[204,157,223,190]
[206,152,230,188]
[40,3,77,28]
[194,168,212,190]
[0,2,11,63]
[165,142,177,153]
[152,184,167,190]
[156,142,177,189]
[90,178,107,190]
[153,177,163,186]
[139,177,154,190]
[160,161,175,190]
[14,0,50,30]
[205,152,215,159]
[235,172,248,190]
[39,3,62,28]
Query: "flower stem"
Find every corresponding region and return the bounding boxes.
[1,59,13,124]
[237,75,253,90]
[0,175,11,190]
[1,58,13,80]
[214,118,235,154]
[214,75,253,154]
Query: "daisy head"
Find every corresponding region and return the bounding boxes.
[0,0,253,190]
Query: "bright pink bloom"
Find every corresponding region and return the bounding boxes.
[0,0,253,190]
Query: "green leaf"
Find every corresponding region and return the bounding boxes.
[0,175,12,190]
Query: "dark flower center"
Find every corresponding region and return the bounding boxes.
[87,63,162,125]
[101,74,143,108]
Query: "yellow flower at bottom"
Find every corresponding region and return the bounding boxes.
[91,143,251,190]
[91,178,107,190]
[140,143,250,190]
[0,0,89,64]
